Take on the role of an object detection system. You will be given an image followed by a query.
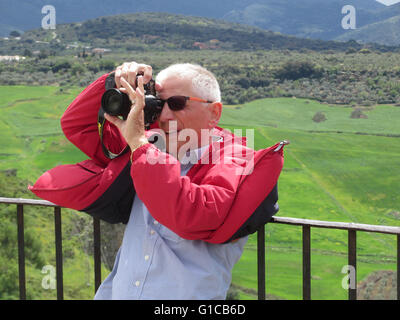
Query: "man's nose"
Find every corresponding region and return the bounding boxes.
[158,101,175,122]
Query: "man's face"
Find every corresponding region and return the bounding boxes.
[156,75,222,158]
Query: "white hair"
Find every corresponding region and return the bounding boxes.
[156,63,221,103]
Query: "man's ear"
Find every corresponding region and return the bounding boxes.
[155,82,163,92]
[208,102,222,128]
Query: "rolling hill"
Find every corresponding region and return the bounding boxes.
[2,0,400,45]
[8,12,382,54]
[220,98,400,299]
[0,2,399,301]
[0,85,399,299]
[336,14,400,46]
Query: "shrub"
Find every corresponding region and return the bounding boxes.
[312,111,327,123]
[275,61,323,81]
[51,60,71,73]
[350,108,368,119]
[38,50,48,60]
[98,59,116,71]
[346,47,357,54]
[359,48,372,54]
[71,63,86,76]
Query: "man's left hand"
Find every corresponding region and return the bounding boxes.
[104,76,149,151]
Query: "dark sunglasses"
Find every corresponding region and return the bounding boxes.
[159,96,213,111]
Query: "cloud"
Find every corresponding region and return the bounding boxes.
[375,0,400,6]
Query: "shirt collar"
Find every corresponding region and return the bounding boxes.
[179,135,223,166]
[179,144,209,165]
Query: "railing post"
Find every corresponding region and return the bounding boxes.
[257,225,266,300]
[397,234,399,301]
[348,230,357,300]
[17,204,26,300]
[93,218,101,294]
[302,225,311,300]
[54,207,63,300]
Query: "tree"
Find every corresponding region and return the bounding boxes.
[38,50,48,60]
[51,60,72,73]
[98,60,116,71]
[23,49,32,57]
[9,30,20,38]
[276,61,323,81]
[71,63,86,76]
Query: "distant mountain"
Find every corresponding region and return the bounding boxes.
[221,0,400,45]
[0,0,240,36]
[13,12,382,54]
[336,14,400,46]
[1,0,400,45]
[222,0,384,40]
[9,12,399,55]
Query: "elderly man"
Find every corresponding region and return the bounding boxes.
[95,61,249,299]
[30,61,285,300]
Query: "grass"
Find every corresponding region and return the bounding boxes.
[0,85,85,182]
[232,231,398,300]
[0,87,399,299]
[221,98,400,136]
[220,97,400,300]
[0,86,96,299]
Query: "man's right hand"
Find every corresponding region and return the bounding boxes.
[114,62,153,89]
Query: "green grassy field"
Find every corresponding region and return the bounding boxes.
[0,85,96,299]
[0,86,399,300]
[221,99,400,300]
[0,86,86,182]
[222,98,400,136]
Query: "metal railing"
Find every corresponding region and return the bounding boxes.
[0,197,102,300]
[1,197,399,300]
[258,217,400,300]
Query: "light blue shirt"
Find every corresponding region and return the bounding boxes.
[94,145,248,300]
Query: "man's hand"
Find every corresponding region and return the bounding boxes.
[114,62,153,89]
[104,75,149,152]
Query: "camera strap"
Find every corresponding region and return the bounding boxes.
[98,72,130,159]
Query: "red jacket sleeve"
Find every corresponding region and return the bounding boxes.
[60,73,127,167]
[130,143,243,240]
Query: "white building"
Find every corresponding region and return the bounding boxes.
[0,55,26,61]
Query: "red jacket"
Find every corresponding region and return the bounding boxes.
[29,73,286,243]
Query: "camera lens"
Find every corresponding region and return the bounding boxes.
[107,94,122,114]
[101,89,131,118]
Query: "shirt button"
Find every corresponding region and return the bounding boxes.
[153,220,159,225]
[150,230,155,235]
[135,281,140,287]
[144,255,150,261]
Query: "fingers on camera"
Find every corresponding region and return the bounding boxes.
[142,65,153,84]
[115,62,152,89]
[120,77,136,100]
[115,68,122,88]
[127,63,137,88]
[136,76,145,98]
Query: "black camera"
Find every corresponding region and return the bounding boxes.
[101,72,163,128]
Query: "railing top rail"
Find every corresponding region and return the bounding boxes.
[0,197,57,207]
[1,197,399,235]
[272,216,400,235]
